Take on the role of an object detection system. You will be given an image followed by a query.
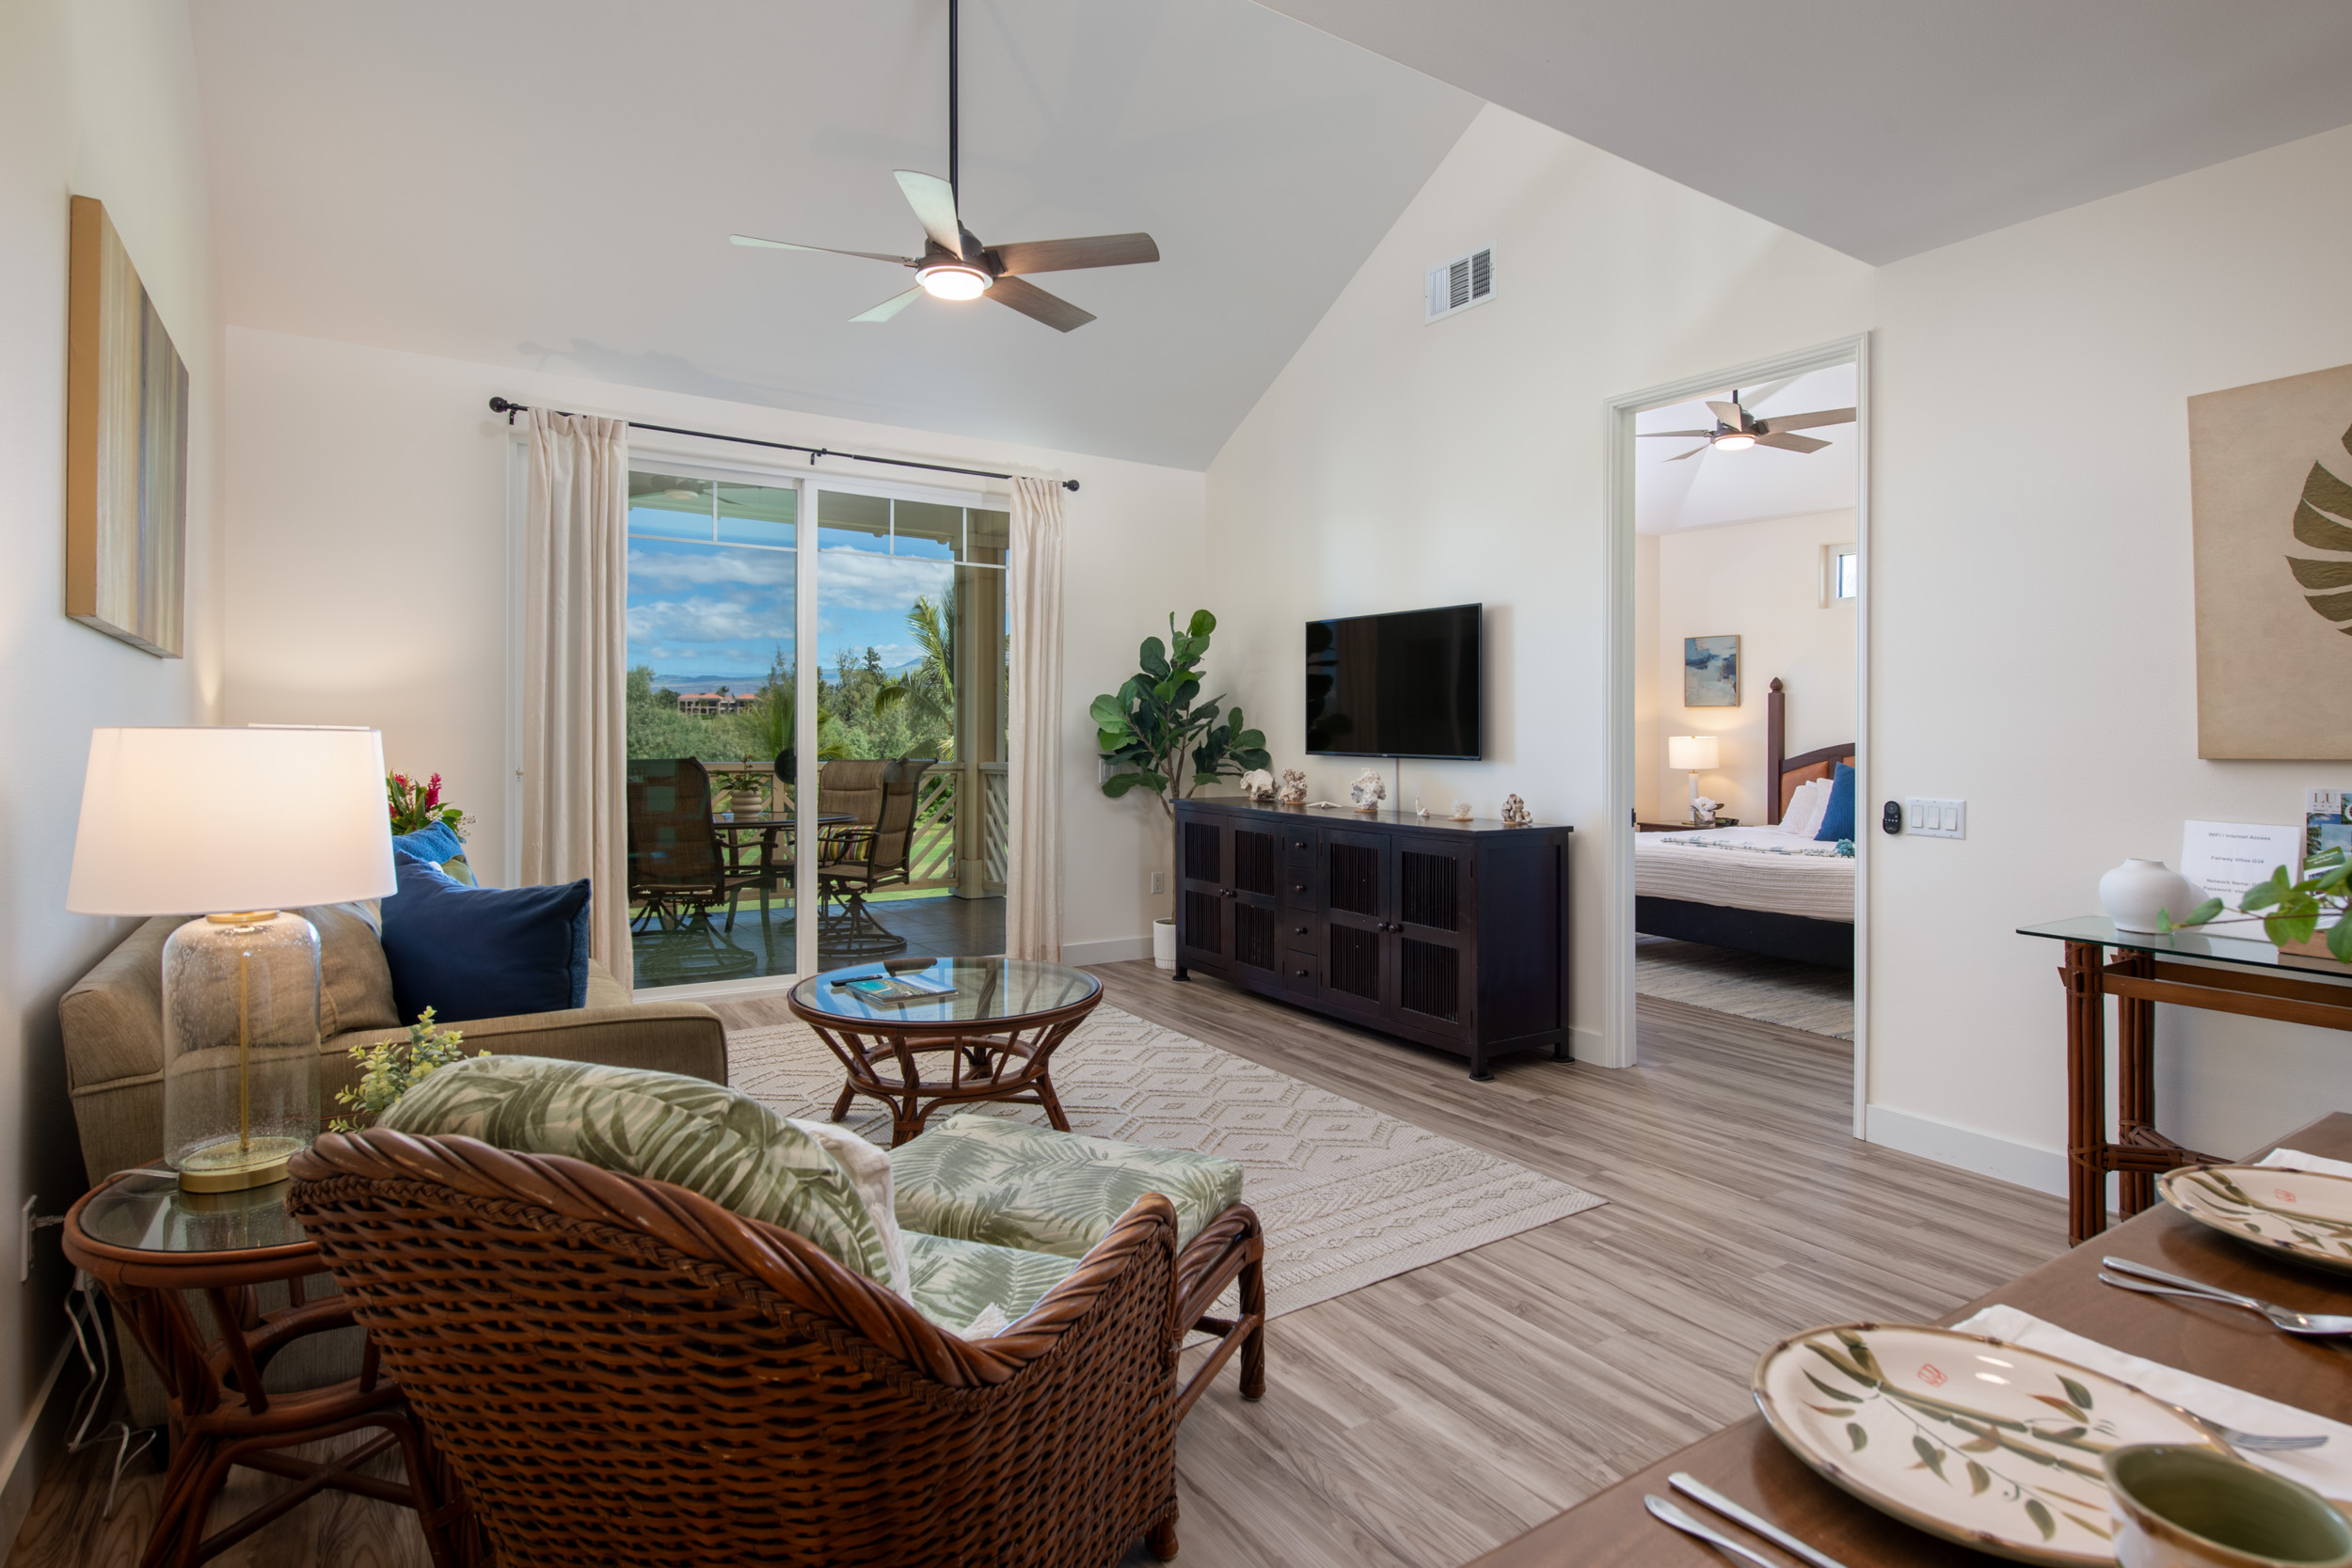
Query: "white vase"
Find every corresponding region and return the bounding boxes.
[2100,858,2201,934]
[1152,917,1177,970]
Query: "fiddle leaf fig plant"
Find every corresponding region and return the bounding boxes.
[1090,610,1270,818]
[2159,845,2352,962]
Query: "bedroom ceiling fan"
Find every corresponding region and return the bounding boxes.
[727,0,1158,332]
[1641,389,1856,462]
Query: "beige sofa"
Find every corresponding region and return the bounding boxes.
[60,902,728,1427]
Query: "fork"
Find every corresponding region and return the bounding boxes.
[2101,1255,2352,1338]
[1646,1495,1781,1568]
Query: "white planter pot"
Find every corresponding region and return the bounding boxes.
[2100,858,2201,934]
[1152,917,1177,970]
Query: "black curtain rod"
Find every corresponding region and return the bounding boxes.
[487,397,1077,491]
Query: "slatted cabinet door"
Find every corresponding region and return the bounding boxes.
[1176,812,1229,970]
[1228,820,1282,979]
[1394,837,1474,1038]
[1321,826,1392,1026]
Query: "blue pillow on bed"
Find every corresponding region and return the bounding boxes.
[379,856,591,1022]
[1813,763,1857,843]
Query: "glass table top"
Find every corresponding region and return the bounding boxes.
[791,957,1101,1027]
[2018,915,2352,977]
[79,1169,308,1255]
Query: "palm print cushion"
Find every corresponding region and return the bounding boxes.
[382,1055,902,1293]
[904,1231,1079,1338]
[890,1114,1243,1259]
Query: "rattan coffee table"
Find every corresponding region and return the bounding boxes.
[787,957,1103,1146]
[62,1169,480,1567]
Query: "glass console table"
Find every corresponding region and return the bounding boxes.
[2017,916,2352,1245]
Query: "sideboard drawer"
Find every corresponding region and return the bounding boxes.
[1277,913,1322,952]
[1279,949,1320,992]
[1279,858,1322,911]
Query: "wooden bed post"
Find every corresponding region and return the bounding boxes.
[1766,678,1786,825]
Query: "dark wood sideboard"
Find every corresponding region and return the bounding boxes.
[1170,800,1572,1078]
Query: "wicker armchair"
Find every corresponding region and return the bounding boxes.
[286,1130,1197,1567]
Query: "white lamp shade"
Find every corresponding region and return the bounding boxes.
[1667,735,1721,772]
[68,726,400,914]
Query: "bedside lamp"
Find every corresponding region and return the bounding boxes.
[1667,735,1721,825]
[67,727,396,1191]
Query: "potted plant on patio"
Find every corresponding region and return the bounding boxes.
[1089,610,1270,969]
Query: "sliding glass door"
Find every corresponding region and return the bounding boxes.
[622,465,1009,990]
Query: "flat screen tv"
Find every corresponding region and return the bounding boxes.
[1305,603,1482,759]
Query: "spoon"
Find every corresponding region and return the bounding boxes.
[2100,1255,2352,1338]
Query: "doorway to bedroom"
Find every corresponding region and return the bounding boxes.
[1612,340,1866,1103]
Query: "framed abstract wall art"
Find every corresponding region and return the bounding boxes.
[2189,360,2352,758]
[1684,634,1740,707]
[67,195,187,657]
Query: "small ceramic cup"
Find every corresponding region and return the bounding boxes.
[2106,1444,2352,1568]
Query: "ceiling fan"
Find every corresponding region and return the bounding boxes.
[728,0,1158,332]
[1641,388,1856,462]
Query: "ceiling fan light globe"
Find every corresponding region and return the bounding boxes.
[1711,431,1757,451]
[916,263,992,301]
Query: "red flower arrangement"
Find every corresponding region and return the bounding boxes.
[387,771,467,836]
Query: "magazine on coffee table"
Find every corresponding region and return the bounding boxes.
[831,973,961,1006]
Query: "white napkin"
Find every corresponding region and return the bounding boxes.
[2258,1148,2352,1180]
[1951,1305,2352,1504]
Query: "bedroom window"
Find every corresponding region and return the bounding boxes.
[1824,545,1859,605]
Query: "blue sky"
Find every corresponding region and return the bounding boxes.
[625,534,955,688]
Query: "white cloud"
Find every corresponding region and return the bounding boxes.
[813,549,954,610]
[628,596,794,644]
[628,546,795,590]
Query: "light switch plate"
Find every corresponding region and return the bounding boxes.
[1905,798,1967,839]
[1150,871,1166,895]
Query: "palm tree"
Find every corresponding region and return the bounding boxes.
[872,590,957,758]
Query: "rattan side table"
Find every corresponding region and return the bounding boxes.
[62,1169,480,1568]
[788,957,1104,1146]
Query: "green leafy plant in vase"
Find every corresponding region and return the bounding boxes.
[2160,846,2352,962]
[329,1008,487,1132]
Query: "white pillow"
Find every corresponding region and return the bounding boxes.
[789,1117,913,1303]
[1781,778,1831,838]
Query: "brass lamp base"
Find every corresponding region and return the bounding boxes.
[175,1135,303,1194]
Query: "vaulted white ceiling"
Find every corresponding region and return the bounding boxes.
[188,0,1479,468]
[1636,366,1857,534]
[1250,0,2352,263]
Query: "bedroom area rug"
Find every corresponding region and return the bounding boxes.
[1634,935,1855,1039]
[728,1005,1606,1319]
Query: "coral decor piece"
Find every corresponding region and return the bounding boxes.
[1348,768,1387,813]
[387,771,466,837]
[1449,800,1473,822]
[1238,768,1276,803]
[1500,794,1533,827]
[1276,768,1308,806]
[1692,795,1724,826]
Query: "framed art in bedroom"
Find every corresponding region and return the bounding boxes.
[1683,634,1740,706]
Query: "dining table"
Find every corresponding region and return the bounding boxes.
[1470,1110,2352,1566]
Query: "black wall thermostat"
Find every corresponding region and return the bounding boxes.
[1882,800,1903,834]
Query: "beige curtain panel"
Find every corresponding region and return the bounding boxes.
[521,408,632,987]
[1007,477,1067,961]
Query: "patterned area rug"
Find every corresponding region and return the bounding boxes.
[727,1005,1606,1320]
[1635,936,1855,1039]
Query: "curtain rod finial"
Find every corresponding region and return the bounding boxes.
[488,396,522,423]
[1063,479,1079,492]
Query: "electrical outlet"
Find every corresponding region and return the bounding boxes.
[19,1196,35,1283]
[1150,871,1166,895]
[1905,798,1967,839]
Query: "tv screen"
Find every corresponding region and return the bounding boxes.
[1305,604,1482,759]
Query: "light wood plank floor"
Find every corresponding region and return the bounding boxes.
[7,963,2064,1568]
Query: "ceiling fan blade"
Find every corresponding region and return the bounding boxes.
[850,287,923,324]
[1756,406,1856,434]
[1666,443,1711,462]
[894,171,964,257]
[1638,429,1716,439]
[732,234,916,265]
[1706,400,1748,431]
[987,275,1095,332]
[1754,431,1832,453]
[989,233,1161,275]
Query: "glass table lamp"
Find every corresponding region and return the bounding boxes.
[1667,734,1721,824]
[67,727,397,1191]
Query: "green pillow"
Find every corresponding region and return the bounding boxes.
[381,1055,902,1292]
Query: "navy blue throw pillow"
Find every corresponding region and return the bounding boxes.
[389,822,465,865]
[1813,762,1857,843]
[379,857,591,1023]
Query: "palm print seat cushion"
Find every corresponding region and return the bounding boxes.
[904,1231,1081,1337]
[890,1114,1245,1259]
[381,1055,906,1295]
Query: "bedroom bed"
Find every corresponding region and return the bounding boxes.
[1635,677,1855,968]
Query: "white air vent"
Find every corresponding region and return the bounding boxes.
[1425,245,1496,322]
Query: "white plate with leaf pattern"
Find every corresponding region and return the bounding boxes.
[1752,1323,2233,1565]
[2160,1164,2352,1275]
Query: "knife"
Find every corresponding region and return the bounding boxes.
[1670,1471,1852,1568]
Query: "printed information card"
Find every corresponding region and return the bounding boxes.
[2181,820,2302,903]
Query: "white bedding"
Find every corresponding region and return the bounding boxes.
[1635,824,1854,922]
